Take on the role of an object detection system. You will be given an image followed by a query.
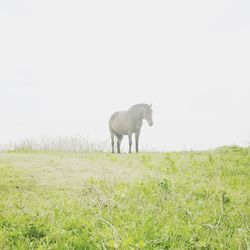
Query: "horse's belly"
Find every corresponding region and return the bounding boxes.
[112,122,129,135]
[113,127,128,136]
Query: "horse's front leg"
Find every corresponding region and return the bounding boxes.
[128,132,132,153]
[135,130,140,153]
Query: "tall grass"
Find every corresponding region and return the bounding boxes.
[2,135,160,153]
[3,135,110,152]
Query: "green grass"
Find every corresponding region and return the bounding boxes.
[0,146,249,249]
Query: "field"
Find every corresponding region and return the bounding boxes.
[0,146,249,249]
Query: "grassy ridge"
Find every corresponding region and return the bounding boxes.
[0,147,249,249]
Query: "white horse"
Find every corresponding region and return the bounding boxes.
[109,104,153,153]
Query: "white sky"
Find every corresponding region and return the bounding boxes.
[0,0,250,151]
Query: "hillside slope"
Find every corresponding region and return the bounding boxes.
[0,147,249,249]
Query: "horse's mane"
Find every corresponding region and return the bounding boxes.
[129,103,149,110]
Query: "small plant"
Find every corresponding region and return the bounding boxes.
[24,224,46,241]
[221,191,230,206]
[159,178,172,192]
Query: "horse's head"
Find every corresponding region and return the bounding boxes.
[143,104,153,126]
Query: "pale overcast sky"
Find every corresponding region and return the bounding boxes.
[0,0,250,151]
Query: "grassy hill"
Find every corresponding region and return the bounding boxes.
[0,146,249,249]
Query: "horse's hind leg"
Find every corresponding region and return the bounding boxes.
[117,135,123,153]
[128,132,132,153]
[110,130,115,153]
